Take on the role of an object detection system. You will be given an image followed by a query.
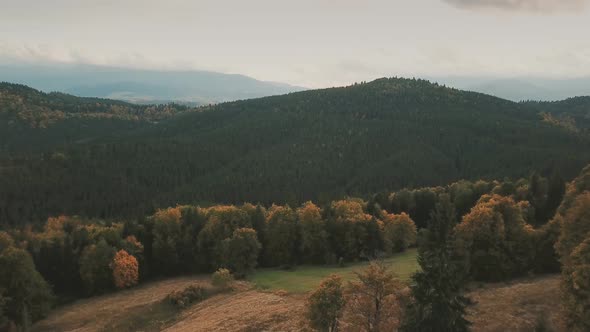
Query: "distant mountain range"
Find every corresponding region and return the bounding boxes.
[432,76,590,102]
[0,63,306,104]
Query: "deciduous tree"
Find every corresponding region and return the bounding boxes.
[79,239,116,294]
[111,249,139,289]
[219,228,261,277]
[0,247,53,328]
[298,202,328,264]
[555,191,590,330]
[263,205,299,267]
[381,212,417,254]
[345,262,407,332]
[454,194,535,280]
[307,275,346,332]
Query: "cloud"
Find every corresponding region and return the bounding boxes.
[443,0,588,12]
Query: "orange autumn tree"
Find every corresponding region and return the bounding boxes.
[111,249,139,289]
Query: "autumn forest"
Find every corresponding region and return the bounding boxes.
[1,78,590,331]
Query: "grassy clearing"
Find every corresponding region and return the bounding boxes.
[249,249,418,293]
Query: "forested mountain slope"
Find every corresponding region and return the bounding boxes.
[525,97,590,134]
[1,78,589,225]
[0,82,192,153]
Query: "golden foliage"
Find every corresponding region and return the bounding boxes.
[331,199,371,223]
[344,262,408,332]
[380,212,417,253]
[454,194,535,280]
[153,206,182,224]
[554,191,590,330]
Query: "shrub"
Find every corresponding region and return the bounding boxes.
[166,285,208,308]
[211,268,234,290]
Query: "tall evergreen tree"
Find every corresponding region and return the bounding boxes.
[401,194,470,332]
[544,171,565,223]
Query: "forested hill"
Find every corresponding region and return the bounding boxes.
[1,77,590,225]
[524,96,590,134]
[0,82,193,153]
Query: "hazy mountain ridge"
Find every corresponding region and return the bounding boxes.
[433,76,590,102]
[0,63,306,104]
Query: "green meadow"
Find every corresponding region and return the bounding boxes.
[250,249,419,293]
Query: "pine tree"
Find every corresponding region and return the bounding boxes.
[401,194,470,332]
[544,171,565,223]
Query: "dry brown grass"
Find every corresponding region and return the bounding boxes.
[466,274,566,332]
[32,273,565,332]
[32,276,210,332]
[163,289,306,332]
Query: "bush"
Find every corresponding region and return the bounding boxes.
[166,285,208,308]
[211,268,234,290]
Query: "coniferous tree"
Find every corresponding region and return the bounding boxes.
[544,171,565,223]
[401,194,470,332]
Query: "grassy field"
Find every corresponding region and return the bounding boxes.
[249,249,419,293]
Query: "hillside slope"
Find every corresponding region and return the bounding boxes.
[32,275,563,332]
[0,82,193,153]
[1,78,589,225]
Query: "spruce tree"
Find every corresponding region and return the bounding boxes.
[401,194,470,332]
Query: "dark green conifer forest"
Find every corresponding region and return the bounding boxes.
[1,78,589,226]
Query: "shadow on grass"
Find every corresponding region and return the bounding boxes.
[100,300,180,332]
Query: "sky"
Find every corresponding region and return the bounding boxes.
[0,0,589,88]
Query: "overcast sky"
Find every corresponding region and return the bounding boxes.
[0,0,589,87]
